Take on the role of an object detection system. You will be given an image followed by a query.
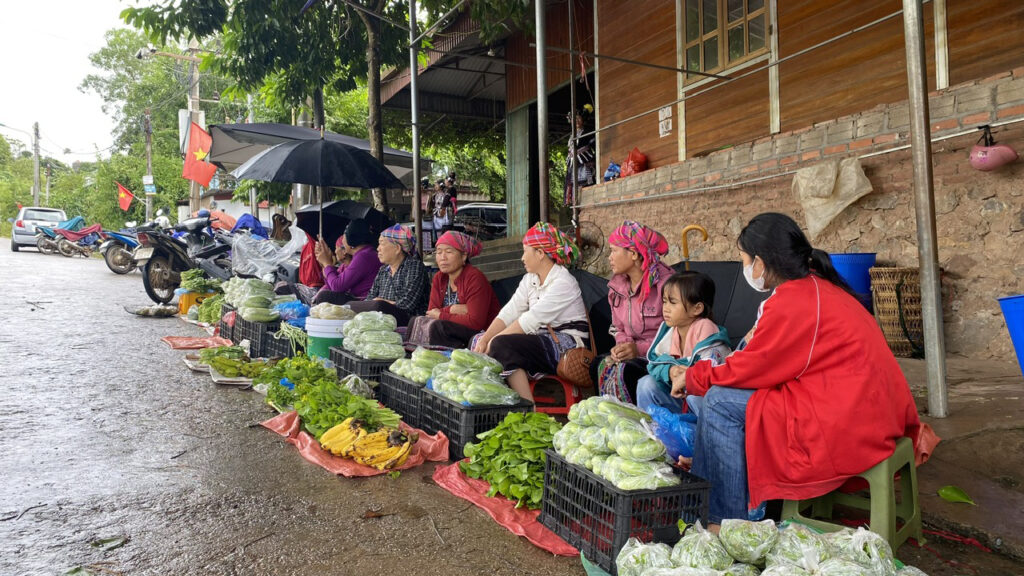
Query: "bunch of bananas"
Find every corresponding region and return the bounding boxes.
[319,417,417,470]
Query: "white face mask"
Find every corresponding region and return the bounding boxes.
[743,258,769,293]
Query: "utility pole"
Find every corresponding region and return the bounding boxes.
[144,109,154,221]
[187,38,201,213]
[32,122,40,206]
[247,94,258,220]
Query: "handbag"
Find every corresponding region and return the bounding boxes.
[547,318,597,388]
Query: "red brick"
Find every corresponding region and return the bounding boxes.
[1013,65,1024,78]
[824,144,848,155]
[759,160,778,171]
[962,112,992,125]
[981,71,1012,84]
[779,155,799,166]
[873,133,898,144]
[931,118,959,132]
[801,150,822,161]
[849,138,873,150]
[705,172,722,183]
[997,104,1024,119]
[740,164,759,174]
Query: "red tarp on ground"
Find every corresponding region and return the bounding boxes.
[261,411,449,477]
[161,336,232,349]
[431,462,579,556]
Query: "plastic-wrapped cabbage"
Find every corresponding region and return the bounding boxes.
[339,374,373,398]
[719,519,779,564]
[815,558,875,576]
[308,302,355,320]
[343,321,364,339]
[463,381,520,406]
[589,453,609,474]
[613,468,681,491]
[240,306,281,322]
[644,568,723,576]
[552,422,582,454]
[449,348,502,374]
[343,337,362,352]
[595,396,651,425]
[390,358,412,377]
[615,537,673,576]
[608,419,667,461]
[828,527,895,576]
[359,330,403,345]
[359,342,406,360]
[723,563,762,576]
[671,521,734,570]
[562,444,595,468]
[409,366,432,383]
[567,396,601,424]
[895,566,929,576]
[760,566,810,576]
[453,367,504,388]
[579,426,612,454]
[598,455,679,490]
[766,523,832,571]
[411,347,447,370]
[351,311,398,333]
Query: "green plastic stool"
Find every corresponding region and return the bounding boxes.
[780,437,923,551]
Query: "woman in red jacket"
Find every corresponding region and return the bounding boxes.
[676,213,921,527]
[419,231,500,348]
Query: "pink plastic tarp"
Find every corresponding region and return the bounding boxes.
[161,336,233,349]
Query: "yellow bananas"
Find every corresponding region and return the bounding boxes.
[319,418,417,470]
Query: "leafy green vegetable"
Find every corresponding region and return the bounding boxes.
[180,268,222,294]
[198,293,224,324]
[719,519,778,564]
[459,412,562,509]
[937,485,975,505]
[266,381,296,409]
[294,378,400,438]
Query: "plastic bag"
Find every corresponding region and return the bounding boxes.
[274,300,310,321]
[828,527,896,576]
[670,521,734,571]
[649,405,697,460]
[463,381,520,406]
[895,566,929,576]
[719,519,779,565]
[411,346,447,370]
[766,523,833,571]
[449,348,502,374]
[309,302,355,320]
[620,147,648,177]
[351,311,398,333]
[615,538,673,576]
[552,421,582,455]
[608,419,667,462]
[578,426,613,454]
[359,330,403,346]
[601,455,679,491]
[723,564,762,576]
[339,374,373,398]
[816,558,874,576]
[603,161,621,182]
[760,566,810,576]
[644,568,723,576]
[358,342,406,360]
[231,223,307,281]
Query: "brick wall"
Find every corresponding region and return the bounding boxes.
[580,67,1024,361]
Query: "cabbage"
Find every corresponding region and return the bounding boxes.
[724,563,762,576]
[670,522,734,570]
[766,523,833,571]
[719,519,779,564]
[615,538,673,576]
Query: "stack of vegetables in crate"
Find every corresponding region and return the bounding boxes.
[222,277,281,323]
[342,312,405,360]
[259,356,414,470]
[381,347,449,427]
[554,396,679,490]
[389,346,447,384]
[429,349,521,406]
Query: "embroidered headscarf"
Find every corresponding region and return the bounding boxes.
[436,230,482,259]
[381,224,416,255]
[335,234,346,248]
[608,220,669,301]
[522,222,579,267]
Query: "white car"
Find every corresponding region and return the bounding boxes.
[454,202,507,241]
[9,206,67,252]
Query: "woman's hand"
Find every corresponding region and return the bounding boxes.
[314,236,335,268]
[473,336,490,355]
[610,341,638,363]
[676,455,693,471]
[426,308,441,319]
[670,365,688,398]
[448,304,468,316]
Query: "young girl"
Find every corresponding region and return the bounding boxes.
[636,271,731,414]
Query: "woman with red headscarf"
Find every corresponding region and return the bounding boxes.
[595,220,675,404]
[474,222,588,401]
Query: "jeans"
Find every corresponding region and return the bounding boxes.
[688,386,759,524]
[636,375,684,413]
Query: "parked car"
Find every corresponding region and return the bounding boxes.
[9,206,67,252]
[454,202,507,241]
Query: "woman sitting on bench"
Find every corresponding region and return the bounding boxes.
[675,212,921,528]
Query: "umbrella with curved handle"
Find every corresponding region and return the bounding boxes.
[680,224,708,271]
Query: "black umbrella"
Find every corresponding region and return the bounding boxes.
[294,200,392,249]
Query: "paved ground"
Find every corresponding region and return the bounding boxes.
[1,242,1022,575]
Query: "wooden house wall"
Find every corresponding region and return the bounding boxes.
[685,71,770,157]
[595,0,678,170]
[506,0,595,112]
[947,0,1024,86]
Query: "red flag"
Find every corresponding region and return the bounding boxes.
[116,183,135,211]
[182,121,218,187]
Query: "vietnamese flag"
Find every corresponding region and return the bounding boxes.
[116,182,135,211]
[182,121,218,187]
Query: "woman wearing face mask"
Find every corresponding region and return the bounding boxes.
[673,212,921,530]
[348,224,430,326]
[411,231,501,348]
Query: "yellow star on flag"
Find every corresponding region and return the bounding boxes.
[193,147,208,161]
[119,192,126,199]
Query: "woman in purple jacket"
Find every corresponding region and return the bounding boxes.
[311,218,382,305]
[593,221,674,404]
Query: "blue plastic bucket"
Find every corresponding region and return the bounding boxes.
[998,295,1024,377]
[830,252,877,312]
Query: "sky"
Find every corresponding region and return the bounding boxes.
[0,0,128,164]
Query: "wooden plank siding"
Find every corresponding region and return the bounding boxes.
[777,1,934,134]
[505,0,595,112]
[685,71,771,157]
[595,0,678,170]
[947,0,1024,86]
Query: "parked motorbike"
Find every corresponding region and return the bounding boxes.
[134,216,233,304]
[99,229,140,274]
[55,224,104,258]
[34,227,61,255]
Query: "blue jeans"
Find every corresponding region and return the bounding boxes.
[688,386,758,524]
[636,375,683,414]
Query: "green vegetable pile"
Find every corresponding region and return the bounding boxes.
[199,345,248,364]
[342,312,405,360]
[389,346,448,384]
[459,412,561,509]
[197,293,224,324]
[180,268,222,294]
[430,349,520,406]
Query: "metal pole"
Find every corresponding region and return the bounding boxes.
[144,109,154,221]
[568,0,578,226]
[44,163,50,206]
[187,39,201,214]
[32,122,40,206]
[535,0,549,223]
[409,0,423,249]
[247,94,258,220]
[902,0,948,417]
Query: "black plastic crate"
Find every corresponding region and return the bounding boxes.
[330,346,396,380]
[538,449,710,575]
[234,317,281,357]
[258,328,301,358]
[378,371,424,428]
[418,387,534,461]
[218,315,234,342]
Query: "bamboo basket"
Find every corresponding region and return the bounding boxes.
[869,267,923,358]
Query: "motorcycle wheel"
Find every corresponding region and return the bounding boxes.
[57,239,76,258]
[37,237,56,255]
[104,245,136,274]
[142,256,178,304]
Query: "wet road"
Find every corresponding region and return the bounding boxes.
[3,246,1022,576]
[0,248,582,575]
